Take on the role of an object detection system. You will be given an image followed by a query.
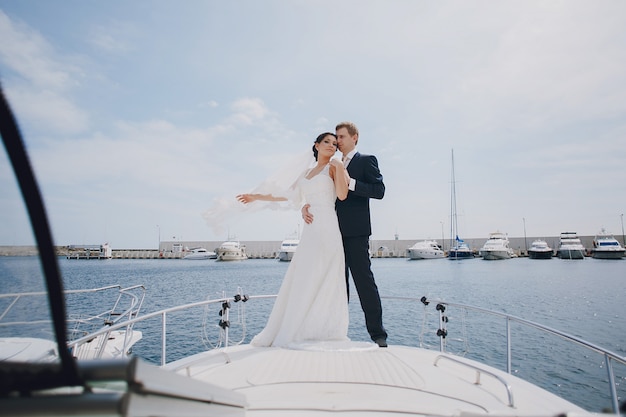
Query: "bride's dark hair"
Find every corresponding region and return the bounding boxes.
[312,132,337,161]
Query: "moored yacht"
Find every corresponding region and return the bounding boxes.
[406,240,445,259]
[216,240,248,261]
[183,247,217,260]
[448,150,473,260]
[592,229,625,259]
[557,232,585,259]
[479,232,515,260]
[448,236,474,260]
[528,239,554,259]
[277,239,299,262]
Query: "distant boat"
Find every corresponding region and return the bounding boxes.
[528,239,554,259]
[183,247,217,260]
[479,232,515,260]
[557,232,585,260]
[592,229,625,259]
[216,240,248,261]
[66,243,112,260]
[277,239,299,262]
[448,149,473,260]
[406,240,445,260]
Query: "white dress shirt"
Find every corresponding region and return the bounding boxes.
[343,149,357,191]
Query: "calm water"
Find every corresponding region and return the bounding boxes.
[1,255,625,412]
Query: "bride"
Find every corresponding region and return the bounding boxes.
[236,132,350,347]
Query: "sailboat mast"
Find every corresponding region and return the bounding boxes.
[450,149,457,244]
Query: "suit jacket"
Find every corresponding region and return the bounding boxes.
[335,152,385,237]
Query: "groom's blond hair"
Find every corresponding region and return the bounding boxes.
[336,121,359,145]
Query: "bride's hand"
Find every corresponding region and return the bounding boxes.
[236,194,255,204]
[329,158,343,169]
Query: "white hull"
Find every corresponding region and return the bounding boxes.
[479,232,514,260]
[592,249,624,259]
[277,239,299,262]
[592,231,625,259]
[183,248,217,260]
[0,337,58,362]
[557,232,586,260]
[216,241,248,261]
[217,251,247,261]
[406,240,444,259]
[278,251,295,261]
[558,248,585,259]
[407,249,445,259]
[481,250,513,260]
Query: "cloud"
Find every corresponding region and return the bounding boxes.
[87,22,135,54]
[0,10,89,135]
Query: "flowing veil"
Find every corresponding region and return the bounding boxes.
[202,149,316,236]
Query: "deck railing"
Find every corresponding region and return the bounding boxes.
[63,292,626,414]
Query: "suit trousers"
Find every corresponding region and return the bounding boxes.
[342,235,387,341]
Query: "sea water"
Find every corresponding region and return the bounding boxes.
[1,255,625,412]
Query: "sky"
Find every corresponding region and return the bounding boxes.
[1,0,625,249]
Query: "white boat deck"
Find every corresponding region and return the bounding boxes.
[166,341,587,416]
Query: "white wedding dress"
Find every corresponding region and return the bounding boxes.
[251,164,349,347]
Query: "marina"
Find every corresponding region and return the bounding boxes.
[3,233,623,260]
[2,255,625,414]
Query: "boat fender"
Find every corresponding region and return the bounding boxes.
[233,294,249,302]
[218,301,230,316]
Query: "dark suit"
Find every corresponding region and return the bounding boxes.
[335,152,387,342]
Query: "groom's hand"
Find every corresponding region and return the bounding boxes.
[301,204,313,224]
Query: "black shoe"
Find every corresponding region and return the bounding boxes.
[374,338,388,348]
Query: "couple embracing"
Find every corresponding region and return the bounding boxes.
[236,122,387,348]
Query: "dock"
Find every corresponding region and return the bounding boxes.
[1,235,612,259]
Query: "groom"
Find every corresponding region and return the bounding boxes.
[302,121,387,347]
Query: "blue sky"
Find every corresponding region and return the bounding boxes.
[1,1,625,249]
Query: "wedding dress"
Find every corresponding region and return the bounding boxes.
[251,164,349,347]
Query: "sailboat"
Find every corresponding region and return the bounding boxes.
[448,149,474,260]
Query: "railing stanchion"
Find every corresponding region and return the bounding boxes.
[506,317,511,374]
[605,355,619,414]
[161,311,167,366]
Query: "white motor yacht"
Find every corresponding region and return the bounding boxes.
[277,239,299,262]
[592,229,625,259]
[527,239,554,259]
[183,247,217,260]
[406,240,445,259]
[216,240,248,261]
[479,232,515,260]
[557,232,586,259]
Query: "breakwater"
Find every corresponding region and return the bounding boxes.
[1,235,614,259]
